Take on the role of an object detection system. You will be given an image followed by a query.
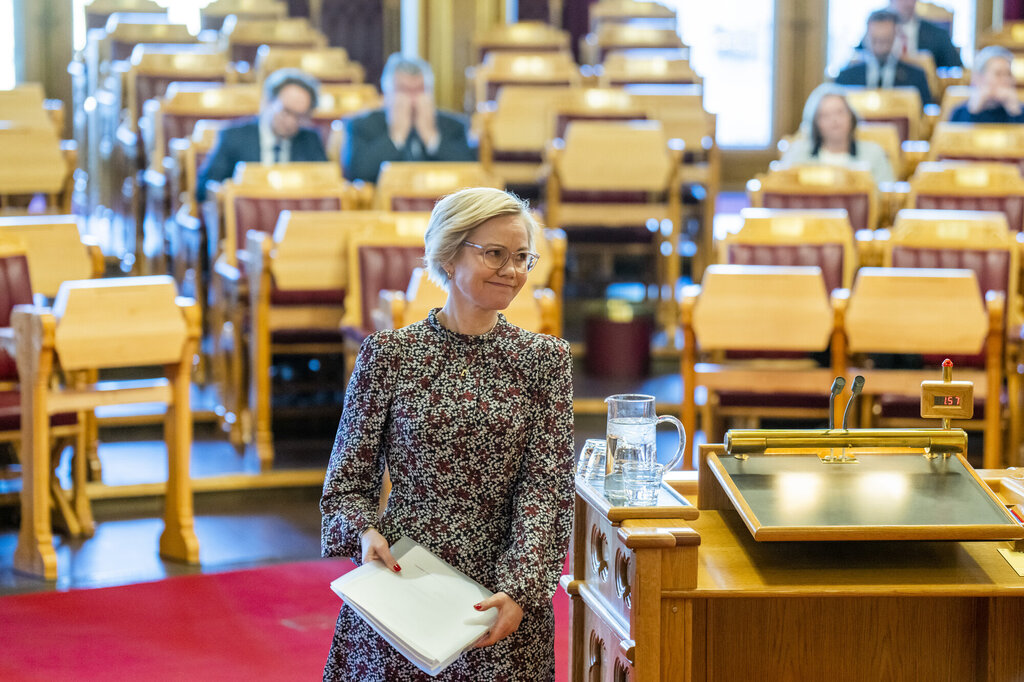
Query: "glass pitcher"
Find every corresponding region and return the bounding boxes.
[604,394,687,476]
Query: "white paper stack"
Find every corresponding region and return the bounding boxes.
[330,536,499,677]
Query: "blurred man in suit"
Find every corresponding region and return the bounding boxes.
[888,0,962,68]
[342,53,475,184]
[951,46,1024,123]
[837,9,932,105]
[196,68,327,202]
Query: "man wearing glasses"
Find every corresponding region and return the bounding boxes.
[196,68,328,202]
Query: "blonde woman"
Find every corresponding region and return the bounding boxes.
[321,187,574,681]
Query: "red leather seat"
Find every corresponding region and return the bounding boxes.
[763,193,871,231]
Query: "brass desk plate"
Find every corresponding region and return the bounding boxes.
[700,434,1024,542]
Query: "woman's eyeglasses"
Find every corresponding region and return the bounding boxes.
[462,241,540,273]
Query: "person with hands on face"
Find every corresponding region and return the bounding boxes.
[321,187,574,681]
[951,46,1024,123]
[342,53,476,184]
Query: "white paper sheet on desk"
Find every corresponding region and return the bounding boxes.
[330,536,498,677]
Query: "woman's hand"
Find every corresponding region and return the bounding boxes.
[360,528,400,573]
[472,592,523,648]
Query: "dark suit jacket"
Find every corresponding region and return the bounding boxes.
[195,119,328,201]
[834,59,932,106]
[342,108,477,184]
[917,18,962,68]
[950,102,1024,123]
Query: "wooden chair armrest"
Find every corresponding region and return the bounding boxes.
[375,289,406,330]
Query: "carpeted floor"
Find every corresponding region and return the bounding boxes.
[0,558,571,681]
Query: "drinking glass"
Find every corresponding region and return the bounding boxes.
[619,444,664,506]
[576,439,607,481]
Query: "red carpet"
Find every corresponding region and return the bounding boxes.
[0,559,571,681]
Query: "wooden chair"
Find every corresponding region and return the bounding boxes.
[147,83,261,164]
[936,84,970,122]
[681,265,837,468]
[834,268,1005,468]
[928,122,1024,173]
[903,50,941,103]
[472,21,571,62]
[0,125,75,214]
[209,163,357,444]
[255,46,364,86]
[199,0,288,31]
[219,16,328,68]
[474,52,582,105]
[907,161,1024,232]
[12,275,200,580]
[748,165,879,231]
[373,162,505,212]
[978,22,1024,53]
[477,85,575,186]
[245,210,398,468]
[84,0,165,30]
[127,44,236,137]
[0,84,64,134]
[584,24,686,65]
[0,242,86,545]
[543,119,682,328]
[339,232,428,380]
[589,0,677,32]
[872,208,1023,465]
[598,53,701,87]
[843,87,923,141]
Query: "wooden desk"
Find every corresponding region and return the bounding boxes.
[562,445,1024,681]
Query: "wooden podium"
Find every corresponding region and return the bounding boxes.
[562,444,1024,681]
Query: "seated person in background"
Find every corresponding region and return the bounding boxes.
[196,68,327,202]
[779,83,895,183]
[837,9,932,106]
[342,53,476,184]
[887,0,962,68]
[950,46,1024,123]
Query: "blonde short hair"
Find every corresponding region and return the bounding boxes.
[424,187,538,289]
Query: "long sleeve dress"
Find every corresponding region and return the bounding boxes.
[321,309,575,681]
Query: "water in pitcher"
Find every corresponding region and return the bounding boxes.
[607,416,657,464]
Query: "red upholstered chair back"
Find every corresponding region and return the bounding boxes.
[727,243,846,295]
[162,112,243,156]
[858,115,909,142]
[136,74,228,123]
[912,195,1024,232]
[390,197,440,212]
[232,196,343,260]
[356,244,426,331]
[0,252,34,381]
[553,112,646,140]
[762,193,872,231]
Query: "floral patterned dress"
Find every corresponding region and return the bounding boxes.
[321,309,575,681]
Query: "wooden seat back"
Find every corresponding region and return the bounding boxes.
[475,52,582,104]
[556,120,674,192]
[51,275,192,370]
[916,1,953,33]
[0,216,103,299]
[978,22,1024,52]
[342,232,427,333]
[102,12,196,62]
[908,161,1024,231]
[472,21,571,61]
[690,264,833,352]
[937,84,970,121]
[219,16,328,65]
[749,165,879,231]
[599,53,701,87]
[0,240,36,380]
[374,162,505,212]
[85,0,165,30]
[721,208,856,292]
[313,84,382,150]
[221,162,355,265]
[883,208,1020,325]
[843,87,923,141]
[902,50,940,103]
[856,121,902,175]
[843,267,988,355]
[929,122,1024,172]
[590,0,677,30]
[128,44,235,126]
[149,82,261,159]
[591,24,686,63]
[626,86,715,153]
[199,0,288,31]
[0,125,67,197]
[255,46,363,86]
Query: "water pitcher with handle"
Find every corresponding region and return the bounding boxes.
[604,393,687,487]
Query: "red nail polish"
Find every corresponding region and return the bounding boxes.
[393,564,402,573]
[473,603,482,610]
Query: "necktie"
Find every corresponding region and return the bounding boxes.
[273,142,282,163]
[898,25,908,56]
